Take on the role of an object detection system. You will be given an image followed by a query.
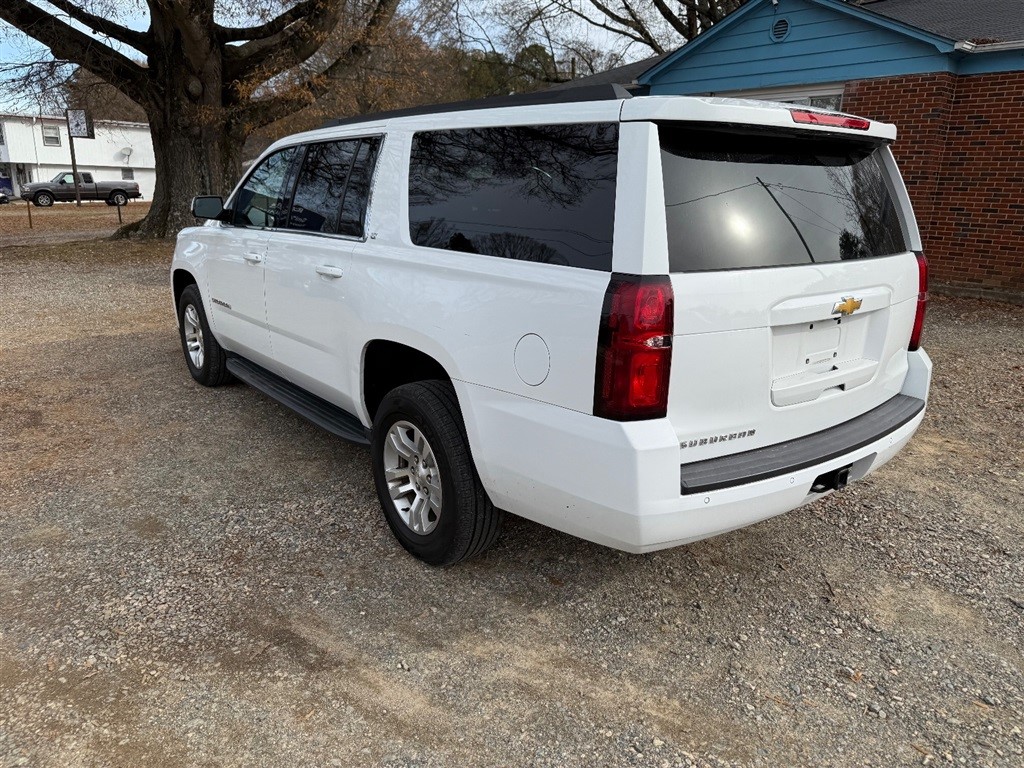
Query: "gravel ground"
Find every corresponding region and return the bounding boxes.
[1,240,1022,767]
[0,202,150,247]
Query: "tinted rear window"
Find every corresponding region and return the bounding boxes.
[409,123,618,270]
[287,136,381,237]
[660,125,907,272]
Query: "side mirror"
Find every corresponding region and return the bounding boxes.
[191,195,226,221]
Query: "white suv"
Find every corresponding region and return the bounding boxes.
[171,87,932,566]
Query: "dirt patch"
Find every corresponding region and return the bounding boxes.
[0,201,151,247]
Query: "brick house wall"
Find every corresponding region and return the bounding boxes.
[843,71,1024,301]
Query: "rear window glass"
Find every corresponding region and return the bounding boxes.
[287,136,381,237]
[409,123,618,271]
[660,125,907,272]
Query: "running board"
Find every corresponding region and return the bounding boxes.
[226,357,370,446]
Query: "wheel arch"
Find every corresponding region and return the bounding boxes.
[362,339,455,423]
[172,268,198,309]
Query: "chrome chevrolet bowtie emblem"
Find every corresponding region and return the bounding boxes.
[832,296,863,316]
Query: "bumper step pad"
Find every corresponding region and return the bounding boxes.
[680,394,925,494]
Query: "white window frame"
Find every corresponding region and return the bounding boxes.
[715,83,846,110]
[42,124,62,146]
[121,167,135,180]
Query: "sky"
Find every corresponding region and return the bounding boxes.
[0,7,149,114]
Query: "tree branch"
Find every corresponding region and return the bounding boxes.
[238,0,400,129]
[44,0,151,51]
[215,0,318,43]
[0,0,149,100]
[222,0,342,83]
[650,0,691,40]
[565,4,661,53]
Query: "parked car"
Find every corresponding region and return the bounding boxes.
[170,86,932,566]
[20,171,141,207]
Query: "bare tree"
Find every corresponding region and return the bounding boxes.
[0,0,399,237]
[503,0,747,59]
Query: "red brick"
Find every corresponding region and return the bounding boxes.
[843,72,1024,295]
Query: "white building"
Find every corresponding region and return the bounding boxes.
[0,113,155,200]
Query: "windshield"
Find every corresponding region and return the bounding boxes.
[660,125,907,271]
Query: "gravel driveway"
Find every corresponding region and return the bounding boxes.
[1,240,1022,767]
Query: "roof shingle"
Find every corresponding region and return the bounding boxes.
[855,0,1024,43]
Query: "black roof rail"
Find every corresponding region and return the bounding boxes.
[322,83,633,129]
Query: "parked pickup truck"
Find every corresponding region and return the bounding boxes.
[20,171,141,207]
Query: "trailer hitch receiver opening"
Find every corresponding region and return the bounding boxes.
[811,465,852,493]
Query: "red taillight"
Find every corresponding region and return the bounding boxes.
[790,109,871,131]
[594,274,674,421]
[909,252,928,351]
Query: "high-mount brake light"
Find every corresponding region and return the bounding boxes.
[909,252,928,351]
[594,274,674,421]
[790,109,871,131]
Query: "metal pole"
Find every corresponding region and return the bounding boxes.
[26,198,33,229]
[66,112,83,207]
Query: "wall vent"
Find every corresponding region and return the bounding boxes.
[770,17,791,42]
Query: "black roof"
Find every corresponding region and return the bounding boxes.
[323,83,631,128]
[857,0,1024,43]
[546,52,672,91]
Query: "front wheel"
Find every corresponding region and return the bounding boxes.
[177,284,231,387]
[34,192,54,207]
[371,381,503,566]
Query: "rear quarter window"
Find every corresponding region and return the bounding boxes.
[409,123,618,271]
[660,125,907,272]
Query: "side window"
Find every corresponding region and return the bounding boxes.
[338,137,381,237]
[61,173,74,184]
[408,123,618,270]
[287,136,381,237]
[81,173,94,183]
[232,146,299,228]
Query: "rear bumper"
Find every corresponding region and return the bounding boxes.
[458,349,932,553]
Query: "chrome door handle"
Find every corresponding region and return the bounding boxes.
[243,252,263,264]
[315,265,345,279]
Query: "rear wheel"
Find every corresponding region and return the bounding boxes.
[177,284,230,387]
[371,380,503,566]
[110,191,128,206]
[34,192,54,207]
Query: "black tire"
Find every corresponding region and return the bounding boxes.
[371,380,503,566]
[34,192,54,207]
[110,192,128,206]
[177,284,231,387]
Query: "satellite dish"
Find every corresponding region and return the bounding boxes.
[121,147,133,157]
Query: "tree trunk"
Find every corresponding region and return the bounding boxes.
[116,112,243,239]
[114,3,242,239]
